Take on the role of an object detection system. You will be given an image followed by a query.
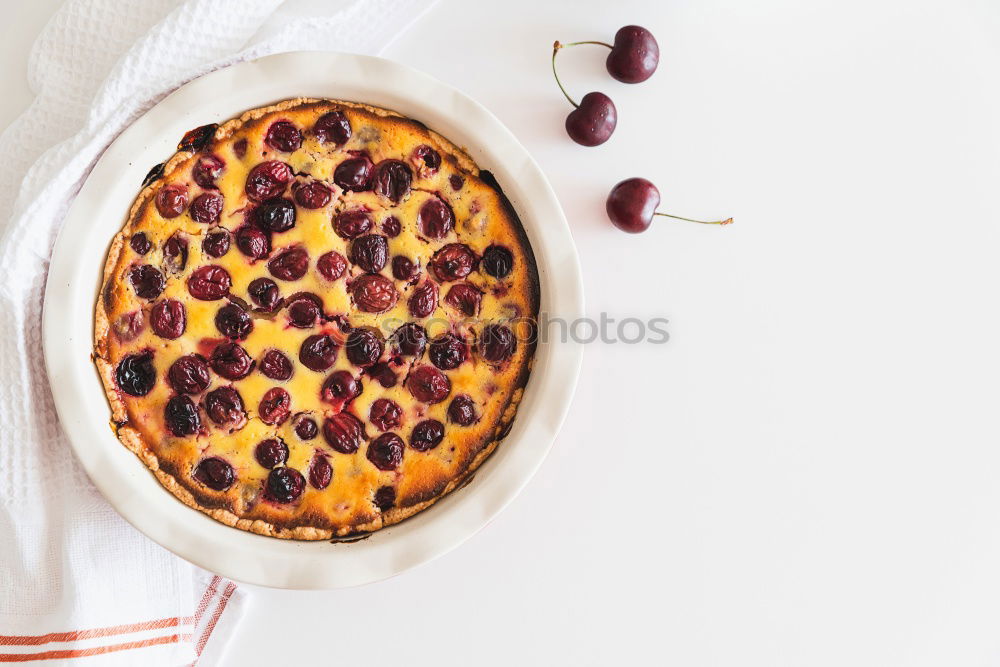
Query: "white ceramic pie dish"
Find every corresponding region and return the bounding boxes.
[42,51,583,589]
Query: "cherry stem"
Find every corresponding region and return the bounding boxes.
[551,41,578,108]
[654,212,734,226]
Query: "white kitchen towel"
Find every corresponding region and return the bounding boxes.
[0,0,435,664]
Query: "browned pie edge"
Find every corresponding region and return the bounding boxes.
[93,97,540,540]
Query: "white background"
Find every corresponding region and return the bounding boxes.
[6,0,1000,665]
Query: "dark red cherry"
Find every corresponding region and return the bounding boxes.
[178,123,217,152]
[265,467,305,503]
[449,174,464,191]
[346,328,383,367]
[260,349,293,381]
[192,155,224,189]
[130,232,151,255]
[299,334,338,371]
[193,457,234,491]
[607,25,659,83]
[369,398,402,432]
[565,92,617,147]
[233,138,247,158]
[606,177,658,233]
[253,197,296,233]
[116,351,156,396]
[210,342,253,380]
[334,209,373,239]
[189,192,223,224]
[258,387,291,425]
[322,412,365,453]
[391,323,427,357]
[429,333,467,370]
[129,264,165,300]
[155,184,188,218]
[245,161,292,202]
[321,370,361,404]
[350,234,388,273]
[268,246,309,281]
[412,144,441,173]
[203,229,231,258]
[293,181,332,209]
[482,245,513,279]
[112,310,145,342]
[215,304,252,340]
[308,454,333,489]
[167,355,211,394]
[150,299,186,339]
[334,156,374,191]
[165,395,200,436]
[367,362,398,389]
[235,224,271,259]
[381,216,401,237]
[162,234,188,274]
[313,110,351,144]
[294,414,318,440]
[255,438,288,469]
[407,280,438,318]
[430,243,476,282]
[248,277,281,311]
[392,256,418,282]
[187,265,231,300]
[409,419,444,451]
[373,160,412,203]
[406,365,450,404]
[417,197,454,239]
[448,395,479,426]
[265,121,302,152]
[444,283,482,316]
[352,274,397,313]
[374,485,396,510]
[285,292,322,327]
[480,324,516,363]
[367,433,404,471]
[317,251,347,281]
[203,386,246,428]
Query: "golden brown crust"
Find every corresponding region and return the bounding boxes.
[94,97,539,539]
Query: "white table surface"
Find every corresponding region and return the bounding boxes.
[7,0,1000,665]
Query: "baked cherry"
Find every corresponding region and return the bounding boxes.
[209,342,253,380]
[334,156,374,191]
[245,161,292,202]
[391,323,427,357]
[606,25,659,83]
[313,110,351,144]
[409,419,444,451]
[381,216,401,237]
[392,256,418,282]
[322,412,365,453]
[113,310,145,342]
[367,362,398,388]
[189,192,223,224]
[317,251,347,281]
[129,264,165,300]
[285,292,322,327]
[481,245,513,279]
[373,160,412,203]
[116,351,156,396]
[308,454,332,489]
[350,234,388,273]
[192,155,224,189]
[268,246,309,281]
[258,387,291,425]
[406,365,450,404]
[430,243,476,282]
[346,327,383,367]
[162,234,188,273]
[334,209,373,239]
[253,197,296,233]
[203,386,246,428]
[299,334,338,371]
[130,232,151,255]
[232,138,247,158]
[429,333,467,370]
[367,433,404,471]
[165,395,200,436]
[187,265,231,300]
[449,174,464,191]
[448,395,479,426]
[352,274,397,313]
[255,438,288,469]
[321,370,361,404]
[417,197,454,239]
[407,280,438,318]
[293,181,332,209]
[444,283,482,316]
[178,123,217,152]
[235,224,271,259]
[150,299,186,339]
[203,229,231,258]
[260,349,294,381]
[412,144,441,173]
[266,467,305,503]
[265,121,302,152]
[294,414,318,440]
[374,485,396,510]
[606,177,733,233]
[167,355,211,394]
[215,303,252,340]
[248,277,281,311]
[155,184,188,218]
[193,457,234,491]
[479,324,516,363]
[369,398,403,432]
